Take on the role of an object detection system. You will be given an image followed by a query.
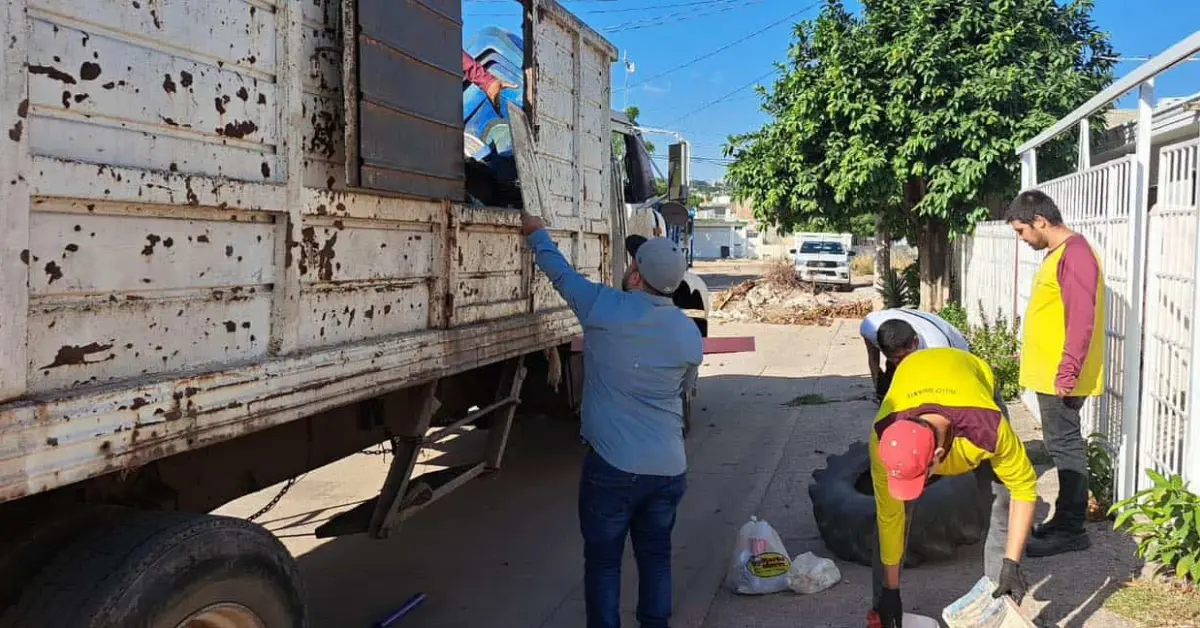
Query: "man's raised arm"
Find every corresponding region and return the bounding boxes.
[520,213,603,322]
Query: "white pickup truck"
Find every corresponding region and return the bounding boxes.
[792,233,855,288]
[0,1,646,625]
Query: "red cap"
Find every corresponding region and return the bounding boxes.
[878,419,936,501]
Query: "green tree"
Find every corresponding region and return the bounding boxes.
[723,0,1114,308]
[624,106,655,153]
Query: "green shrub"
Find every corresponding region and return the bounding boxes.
[936,301,969,334]
[1087,432,1116,517]
[934,302,1022,401]
[877,261,920,309]
[968,310,1022,401]
[1110,471,1200,584]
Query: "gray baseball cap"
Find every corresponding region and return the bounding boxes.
[625,235,687,294]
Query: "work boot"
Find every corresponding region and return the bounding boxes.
[1026,470,1090,557]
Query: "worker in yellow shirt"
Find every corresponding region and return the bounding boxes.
[1006,190,1105,558]
[870,348,1037,628]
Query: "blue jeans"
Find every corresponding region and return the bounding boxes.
[579,449,687,628]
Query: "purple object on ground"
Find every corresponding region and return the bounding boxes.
[374,593,427,628]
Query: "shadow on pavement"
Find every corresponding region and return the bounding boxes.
[282,372,1139,628]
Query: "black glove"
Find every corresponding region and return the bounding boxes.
[877,587,903,628]
[992,558,1028,604]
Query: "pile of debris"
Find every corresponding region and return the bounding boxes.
[710,277,875,327]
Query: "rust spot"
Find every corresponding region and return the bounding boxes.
[46,437,59,447]
[383,304,392,315]
[217,120,257,139]
[62,91,72,109]
[179,71,193,88]
[42,342,113,368]
[162,73,176,93]
[44,261,63,283]
[169,162,178,172]
[102,81,115,89]
[247,55,257,65]
[364,306,375,320]
[258,93,267,105]
[214,97,226,115]
[163,237,174,247]
[326,176,335,190]
[133,0,140,7]
[197,234,210,244]
[141,234,161,255]
[261,162,270,178]
[29,65,76,84]
[19,249,29,264]
[150,9,162,29]
[130,397,148,410]
[225,245,235,257]
[224,321,237,332]
[241,321,250,329]
[79,62,102,81]
[309,108,341,159]
[8,121,21,142]
[74,93,89,104]
[100,440,112,454]
[315,204,327,215]
[64,243,78,253]
[333,220,344,230]
[236,87,249,101]
[17,98,28,118]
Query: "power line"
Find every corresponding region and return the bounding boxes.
[660,69,777,127]
[602,0,764,34]
[621,3,815,91]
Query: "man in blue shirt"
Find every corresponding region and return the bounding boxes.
[520,213,703,628]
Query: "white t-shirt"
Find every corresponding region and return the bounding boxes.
[859,308,970,351]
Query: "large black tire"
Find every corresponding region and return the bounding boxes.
[0,507,306,628]
[808,442,992,568]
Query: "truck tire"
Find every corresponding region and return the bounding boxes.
[808,442,992,568]
[0,507,306,628]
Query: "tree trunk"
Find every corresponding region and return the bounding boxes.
[915,217,951,312]
[873,214,891,293]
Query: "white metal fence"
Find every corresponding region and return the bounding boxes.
[959,145,1199,496]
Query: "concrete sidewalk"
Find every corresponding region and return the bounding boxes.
[217,321,1139,628]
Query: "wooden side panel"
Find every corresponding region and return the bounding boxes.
[25,0,282,182]
[25,202,276,393]
[347,0,464,199]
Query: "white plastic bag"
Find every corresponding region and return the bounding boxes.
[724,516,793,595]
[785,552,841,594]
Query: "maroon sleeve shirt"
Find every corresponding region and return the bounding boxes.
[462,51,498,93]
[1055,235,1102,392]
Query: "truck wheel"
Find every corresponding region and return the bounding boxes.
[0,507,306,628]
[808,442,992,568]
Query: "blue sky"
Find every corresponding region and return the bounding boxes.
[463,0,1200,182]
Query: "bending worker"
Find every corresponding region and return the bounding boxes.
[870,347,1037,628]
[860,309,969,400]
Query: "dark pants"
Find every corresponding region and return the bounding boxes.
[579,450,687,628]
[871,464,1011,606]
[1036,393,1089,532]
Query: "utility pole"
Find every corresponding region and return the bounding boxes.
[622,51,635,111]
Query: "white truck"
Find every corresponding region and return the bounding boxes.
[0,1,650,625]
[792,232,855,288]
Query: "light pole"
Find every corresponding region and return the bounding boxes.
[622,51,635,111]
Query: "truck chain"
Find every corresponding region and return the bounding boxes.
[245,475,304,522]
